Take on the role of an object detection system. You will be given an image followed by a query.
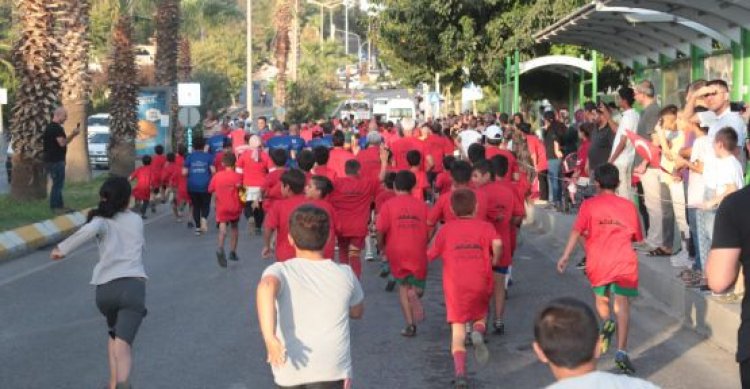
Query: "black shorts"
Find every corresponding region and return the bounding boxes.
[95,277,147,345]
[277,380,345,389]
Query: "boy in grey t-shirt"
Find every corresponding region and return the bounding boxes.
[534,298,659,389]
[257,205,364,388]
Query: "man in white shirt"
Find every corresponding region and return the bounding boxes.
[608,87,639,200]
[257,205,364,388]
[534,298,659,389]
[698,79,747,154]
[456,117,482,159]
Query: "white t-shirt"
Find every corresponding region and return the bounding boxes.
[262,259,364,387]
[708,108,747,146]
[659,129,685,184]
[703,155,745,200]
[458,129,482,157]
[546,371,660,389]
[687,135,711,207]
[611,108,639,166]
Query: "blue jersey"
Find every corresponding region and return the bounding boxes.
[307,136,333,149]
[287,135,306,153]
[184,151,214,193]
[358,134,369,150]
[207,134,228,154]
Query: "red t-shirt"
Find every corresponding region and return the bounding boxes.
[330,176,379,237]
[129,166,152,200]
[435,171,453,195]
[175,155,190,202]
[213,151,225,173]
[390,136,427,171]
[525,134,548,171]
[381,129,400,148]
[376,194,430,280]
[427,218,498,323]
[427,186,489,226]
[312,164,337,182]
[236,150,269,187]
[573,193,643,289]
[161,162,177,188]
[208,169,243,222]
[151,154,167,187]
[374,189,396,213]
[328,147,355,179]
[304,198,338,260]
[411,170,428,201]
[300,128,313,142]
[230,129,246,154]
[356,147,382,182]
[577,140,591,177]
[424,134,454,173]
[479,181,519,267]
[261,168,285,211]
[264,195,308,261]
[486,147,519,179]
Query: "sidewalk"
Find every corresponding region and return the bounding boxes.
[531,206,740,355]
[0,210,89,261]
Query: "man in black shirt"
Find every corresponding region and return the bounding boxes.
[542,111,565,208]
[708,186,750,387]
[586,105,615,178]
[43,107,79,212]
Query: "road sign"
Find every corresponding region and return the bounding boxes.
[177,83,201,106]
[178,107,200,127]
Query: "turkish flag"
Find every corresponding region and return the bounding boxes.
[625,130,661,169]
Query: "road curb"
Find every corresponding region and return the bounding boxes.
[532,206,740,355]
[0,210,88,262]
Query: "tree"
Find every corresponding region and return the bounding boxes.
[273,0,293,120]
[178,37,193,82]
[155,0,180,148]
[9,0,61,200]
[108,10,139,177]
[60,0,92,183]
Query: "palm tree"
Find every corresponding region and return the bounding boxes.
[60,0,92,183]
[108,8,139,177]
[178,36,192,83]
[155,0,180,148]
[9,0,61,200]
[273,0,293,121]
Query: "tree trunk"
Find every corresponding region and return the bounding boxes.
[108,139,135,178]
[64,101,91,182]
[10,153,46,200]
[273,0,292,121]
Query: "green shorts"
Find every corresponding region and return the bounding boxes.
[592,283,638,297]
[395,275,426,289]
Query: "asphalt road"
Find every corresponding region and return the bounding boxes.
[0,204,739,389]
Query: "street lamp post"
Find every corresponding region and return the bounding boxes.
[246,0,253,121]
[344,0,349,55]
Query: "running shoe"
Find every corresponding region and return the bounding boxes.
[229,251,239,262]
[187,221,195,229]
[408,289,425,322]
[216,249,227,268]
[471,330,490,365]
[379,263,390,278]
[493,320,505,335]
[194,228,201,236]
[576,257,586,270]
[615,350,636,374]
[454,376,469,389]
[599,319,616,355]
[400,324,416,337]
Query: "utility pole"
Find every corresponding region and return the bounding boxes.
[344,0,349,56]
[320,5,324,44]
[246,0,253,121]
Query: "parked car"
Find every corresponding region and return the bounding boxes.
[87,113,110,137]
[385,98,416,124]
[88,132,110,169]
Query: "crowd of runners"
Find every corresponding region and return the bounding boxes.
[49,76,750,389]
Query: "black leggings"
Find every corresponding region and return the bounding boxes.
[189,192,212,226]
[244,201,264,228]
[538,169,549,201]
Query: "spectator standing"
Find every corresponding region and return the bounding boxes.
[707,185,750,388]
[608,87,639,199]
[542,111,566,208]
[586,104,615,179]
[43,107,80,213]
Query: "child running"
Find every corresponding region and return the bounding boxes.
[304,175,338,260]
[435,155,455,197]
[51,177,147,389]
[236,134,269,236]
[150,145,167,208]
[427,160,489,231]
[427,189,502,388]
[556,163,643,374]
[262,169,309,261]
[407,150,429,202]
[208,152,243,268]
[129,155,153,218]
[376,170,430,337]
[312,145,338,181]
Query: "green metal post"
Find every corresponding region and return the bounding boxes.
[690,45,705,82]
[513,50,520,114]
[569,77,576,113]
[591,50,598,102]
[633,61,644,83]
[743,28,750,102]
[505,56,511,114]
[579,71,585,105]
[732,39,744,101]
[659,54,670,105]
